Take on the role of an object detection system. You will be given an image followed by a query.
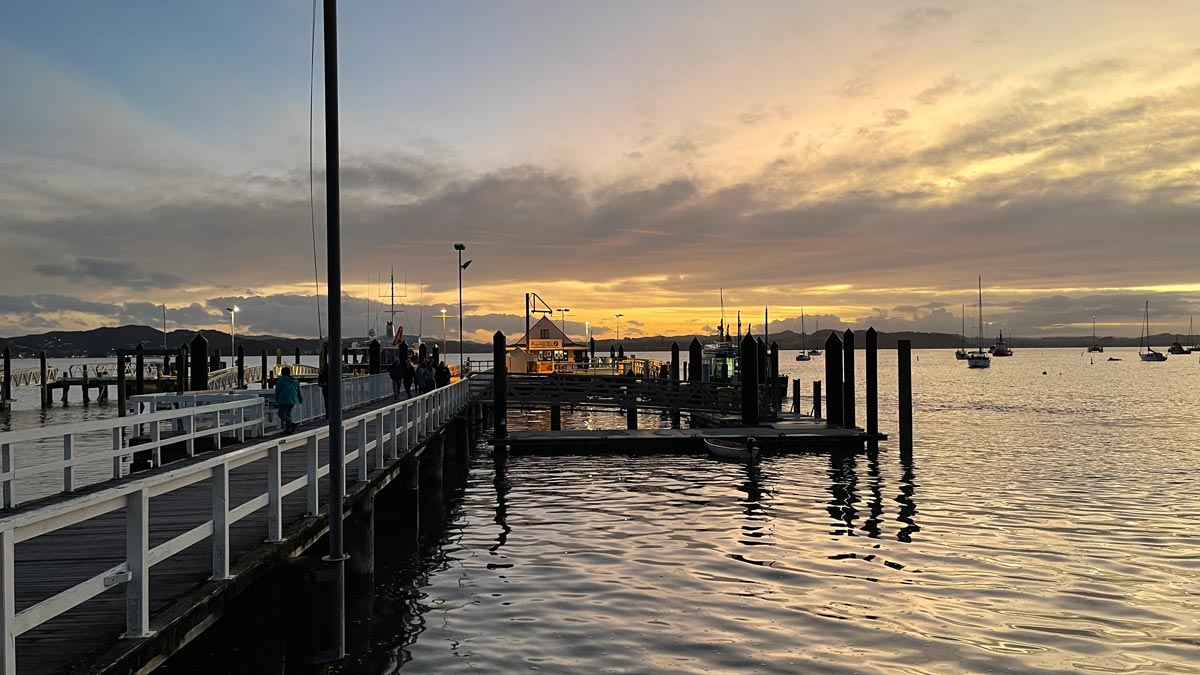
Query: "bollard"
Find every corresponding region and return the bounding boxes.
[866,327,879,444]
[492,332,507,441]
[550,404,561,431]
[190,334,209,391]
[236,345,245,389]
[898,339,913,454]
[843,329,855,428]
[39,351,49,409]
[626,395,638,429]
[824,332,843,426]
[671,342,680,381]
[689,338,703,382]
[813,380,822,419]
[740,331,760,426]
[135,344,145,396]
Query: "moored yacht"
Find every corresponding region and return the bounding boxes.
[1139,301,1167,362]
[1087,316,1103,353]
[967,277,991,369]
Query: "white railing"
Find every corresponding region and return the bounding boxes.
[4,369,57,389]
[0,378,471,674]
[0,399,266,509]
[205,365,264,391]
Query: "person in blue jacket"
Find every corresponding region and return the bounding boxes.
[275,366,303,434]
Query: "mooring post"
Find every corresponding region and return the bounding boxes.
[866,327,879,445]
[134,344,145,397]
[345,493,375,586]
[116,354,127,416]
[770,340,780,408]
[2,347,12,409]
[842,330,855,428]
[689,337,702,382]
[757,338,768,384]
[236,344,245,389]
[792,379,801,414]
[209,348,219,371]
[39,351,49,409]
[626,393,638,429]
[813,381,822,419]
[295,346,302,364]
[824,332,843,426]
[589,336,596,364]
[369,340,381,374]
[82,365,90,403]
[550,404,561,431]
[260,349,268,388]
[190,333,209,391]
[670,342,681,381]
[176,346,187,392]
[898,339,913,454]
[740,331,760,426]
[492,331,507,442]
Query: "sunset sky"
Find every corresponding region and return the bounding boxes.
[2,1,1200,342]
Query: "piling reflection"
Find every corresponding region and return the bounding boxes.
[737,459,773,546]
[861,450,884,539]
[826,451,859,535]
[895,453,920,542]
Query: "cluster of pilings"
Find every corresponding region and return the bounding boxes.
[485,329,913,452]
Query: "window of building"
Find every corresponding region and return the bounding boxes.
[540,329,550,339]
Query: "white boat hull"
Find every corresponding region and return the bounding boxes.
[1139,351,1168,362]
[967,353,991,368]
[795,354,811,362]
[704,438,759,461]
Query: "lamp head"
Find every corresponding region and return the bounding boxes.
[454,243,466,251]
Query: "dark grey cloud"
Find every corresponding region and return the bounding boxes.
[34,257,186,290]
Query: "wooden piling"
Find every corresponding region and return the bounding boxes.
[898,339,913,453]
[626,395,638,429]
[82,367,90,403]
[346,494,374,584]
[740,331,760,426]
[261,349,268,389]
[813,380,822,419]
[842,329,855,428]
[369,341,381,374]
[177,346,187,392]
[670,342,680,380]
[824,332,843,426]
[550,404,561,431]
[492,331,507,441]
[689,338,702,382]
[589,337,596,363]
[2,347,11,407]
[116,355,127,416]
[210,348,220,371]
[295,346,302,364]
[189,333,209,391]
[135,344,145,396]
[792,379,802,414]
[770,340,780,407]
[866,327,878,444]
[39,351,49,409]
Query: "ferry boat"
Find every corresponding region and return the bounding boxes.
[990,330,1013,357]
[1139,301,1168,362]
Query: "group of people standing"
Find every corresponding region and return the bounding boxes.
[388,351,452,399]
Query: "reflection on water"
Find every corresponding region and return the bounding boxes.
[155,348,1200,674]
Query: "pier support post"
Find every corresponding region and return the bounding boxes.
[419,436,445,539]
[178,346,188,392]
[842,330,855,428]
[2,347,11,410]
[117,355,127,416]
[626,395,638,429]
[898,339,913,454]
[395,458,420,556]
[813,381,821,419]
[770,340,780,409]
[671,342,680,381]
[792,379,801,414]
[740,331,760,426]
[346,494,374,586]
[689,338,702,382]
[236,345,245,389]
[492,332,507,442]
[866,327,878,446]
[82,367,90,403]
[135,344,145,396]
[369,340,381,374]
[39,351,49,409]
[824,332,843,426]
[295,346,302,364]
[189,334,209,391]
[260,349,268,389]
[549,404,561,431]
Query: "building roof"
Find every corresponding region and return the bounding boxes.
[510,316,588,350]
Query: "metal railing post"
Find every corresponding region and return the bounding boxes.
[0,529,13,675]
[267,443,283,542]
[112,427,124,480]
[211,463,232,580]
[1,445,11,509]
[125,488,153,637]
[306,434,320,515]
[186,412,195,457]
[401,404,411,451]
[375,412,385,470]
[357,418,368,481]
[149,419,161,467]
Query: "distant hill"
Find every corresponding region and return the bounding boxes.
[0,326,494,358]
[0,324,1183,358]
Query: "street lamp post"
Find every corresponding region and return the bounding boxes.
[225,306,240,365]
[614,313,624,342]
[558,308,571,337]
[585,321,590,340]
[454,243,471,374]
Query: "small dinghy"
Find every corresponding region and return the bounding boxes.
[705,437,759,461]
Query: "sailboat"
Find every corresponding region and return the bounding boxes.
[808,320,822,356]
[967,277,991,368]
[955,304,969,360]
[795,309,812,361]
[1087,316,1103,353]
[1189,317,1199,352]
[1167,317,1192,354]
[1139,301,1168,361]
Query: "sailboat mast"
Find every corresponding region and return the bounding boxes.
[978,276,984,352]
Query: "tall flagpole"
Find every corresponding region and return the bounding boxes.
[322,0,347,659]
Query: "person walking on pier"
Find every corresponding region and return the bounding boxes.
[435,361,451,388]
[402,352,415,397]
[417,358,435,395]
[274,366,303,434]
[388,358,404,399]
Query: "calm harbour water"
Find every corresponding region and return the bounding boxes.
[15,349,1200,673]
